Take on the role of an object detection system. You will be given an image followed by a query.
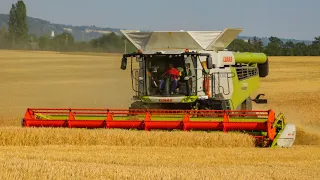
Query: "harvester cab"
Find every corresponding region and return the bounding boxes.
[21,28,296,148]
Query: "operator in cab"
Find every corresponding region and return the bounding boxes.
[159,63,180,95]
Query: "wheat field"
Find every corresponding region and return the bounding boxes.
[0,50,320,179]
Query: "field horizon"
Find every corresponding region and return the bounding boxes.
[0,50,320,179]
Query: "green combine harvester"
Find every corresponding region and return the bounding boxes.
[22,28,296,148]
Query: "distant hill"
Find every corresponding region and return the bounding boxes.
[0,14,314,45]
[0,14,121,41]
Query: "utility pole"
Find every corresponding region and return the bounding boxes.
[82,31,84,41]
[65,33,69,46]
[65,33,69,51]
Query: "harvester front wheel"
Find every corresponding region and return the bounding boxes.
[258,58,269,77]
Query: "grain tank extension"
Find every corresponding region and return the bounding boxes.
[21,28,296,148]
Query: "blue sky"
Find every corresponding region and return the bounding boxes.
[0,0,318,40]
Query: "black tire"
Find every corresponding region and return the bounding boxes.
[258,58,269,77]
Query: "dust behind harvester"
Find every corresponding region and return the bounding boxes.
[22,28,296,148]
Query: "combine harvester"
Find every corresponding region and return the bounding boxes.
[22,28,296,148]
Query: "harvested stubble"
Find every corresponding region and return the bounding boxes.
[0,127,255,148]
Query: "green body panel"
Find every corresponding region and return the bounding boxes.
[229,67,261,110]
[140,96,152,103]
[233,52,267,64]
[270,113,287,148]
[181,96,198,103]
[270,129,284,148]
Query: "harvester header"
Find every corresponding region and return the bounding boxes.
[21,27,296,148]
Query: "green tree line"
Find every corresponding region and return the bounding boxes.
[1,0,320,55]
[227,36,320,56]
[0,24,136,53]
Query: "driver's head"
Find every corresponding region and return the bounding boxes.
[169,63,174,69]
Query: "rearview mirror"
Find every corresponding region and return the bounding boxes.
[120,57,127,70]
[206,56,213,69]
[254,99,268,104]
[252,94,268,104]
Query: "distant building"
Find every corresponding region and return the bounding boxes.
[85,29,112,34]
[63,28,72,33]
[51,30,55,38]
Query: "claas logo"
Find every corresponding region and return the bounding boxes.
[223,56,233,62]
[159,99,172,102]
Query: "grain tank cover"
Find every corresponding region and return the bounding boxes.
[120,28,243,52]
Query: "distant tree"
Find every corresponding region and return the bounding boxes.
[251,36,258,51]
[53,32,75,51]
[282,41,295,56]
[312,36,320,45]
[264,36,283,56]
[227,39,253,52]
[308,36,320,56]
[8,4,17,46]
[293,42,308,56]
[0,27,7,35]
[39,35,52,50]
[258,39,264,52]
[15,0,28,41]
[90,32,121,52]
[26,33,39,50]
[7,0,28,48]
[74,41,93,52]
[250,36,264,52]
[0,27,10,49]
[121,35,137,53]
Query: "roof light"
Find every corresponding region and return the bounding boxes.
[185,49,190,53]
[137,49,142,53]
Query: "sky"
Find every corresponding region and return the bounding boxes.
[0,0,318,40]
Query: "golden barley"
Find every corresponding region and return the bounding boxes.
[0,50,320,179]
